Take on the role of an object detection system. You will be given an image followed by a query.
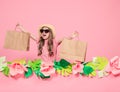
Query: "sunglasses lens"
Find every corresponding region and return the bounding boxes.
[40,29,43,33]
[40,29,50,33]
[45,30,49,33]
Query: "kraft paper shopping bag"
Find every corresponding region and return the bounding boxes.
[4,30,30,51]
[59,38,87,62]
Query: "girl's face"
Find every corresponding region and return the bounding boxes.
[40,27,50,40]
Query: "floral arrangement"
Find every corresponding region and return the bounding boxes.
[0,56,120,79]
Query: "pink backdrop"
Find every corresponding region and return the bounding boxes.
[0,0,120,92]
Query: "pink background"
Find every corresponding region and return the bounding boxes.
[0,0,120,92]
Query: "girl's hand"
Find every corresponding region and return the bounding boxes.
[71,31,79,39]
[16,23,23,29]
[16,23,37,42]
[16,23,26,32]
[16,23,20,27]
[57,31,79,45]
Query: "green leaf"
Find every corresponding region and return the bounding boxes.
[7,62,12,64]
[28,59,41,71]
[2,66,9,76]
[24,67,33,78]
[83,66,94,75]
[34,69,50,79]
[60,59,70,68]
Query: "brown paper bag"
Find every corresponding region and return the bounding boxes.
[4,30,30,51]
[59,38,87,62]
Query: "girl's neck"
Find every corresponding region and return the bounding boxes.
[44,39,48,43]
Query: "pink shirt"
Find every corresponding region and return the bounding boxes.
[38,39,58,64]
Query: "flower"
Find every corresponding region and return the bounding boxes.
[72,61,83,75]
[9,63,27,76]
[106,56,120,75]
[40,62,55,76]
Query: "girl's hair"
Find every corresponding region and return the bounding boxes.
[38,27,54,57]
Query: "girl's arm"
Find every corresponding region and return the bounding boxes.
[57,31,79,45]
[16,24,37,42]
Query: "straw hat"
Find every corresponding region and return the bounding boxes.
[38,24,55,38]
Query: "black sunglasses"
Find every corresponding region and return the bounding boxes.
[40,29,50,33]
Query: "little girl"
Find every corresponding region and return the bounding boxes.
[17,24,78,64]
